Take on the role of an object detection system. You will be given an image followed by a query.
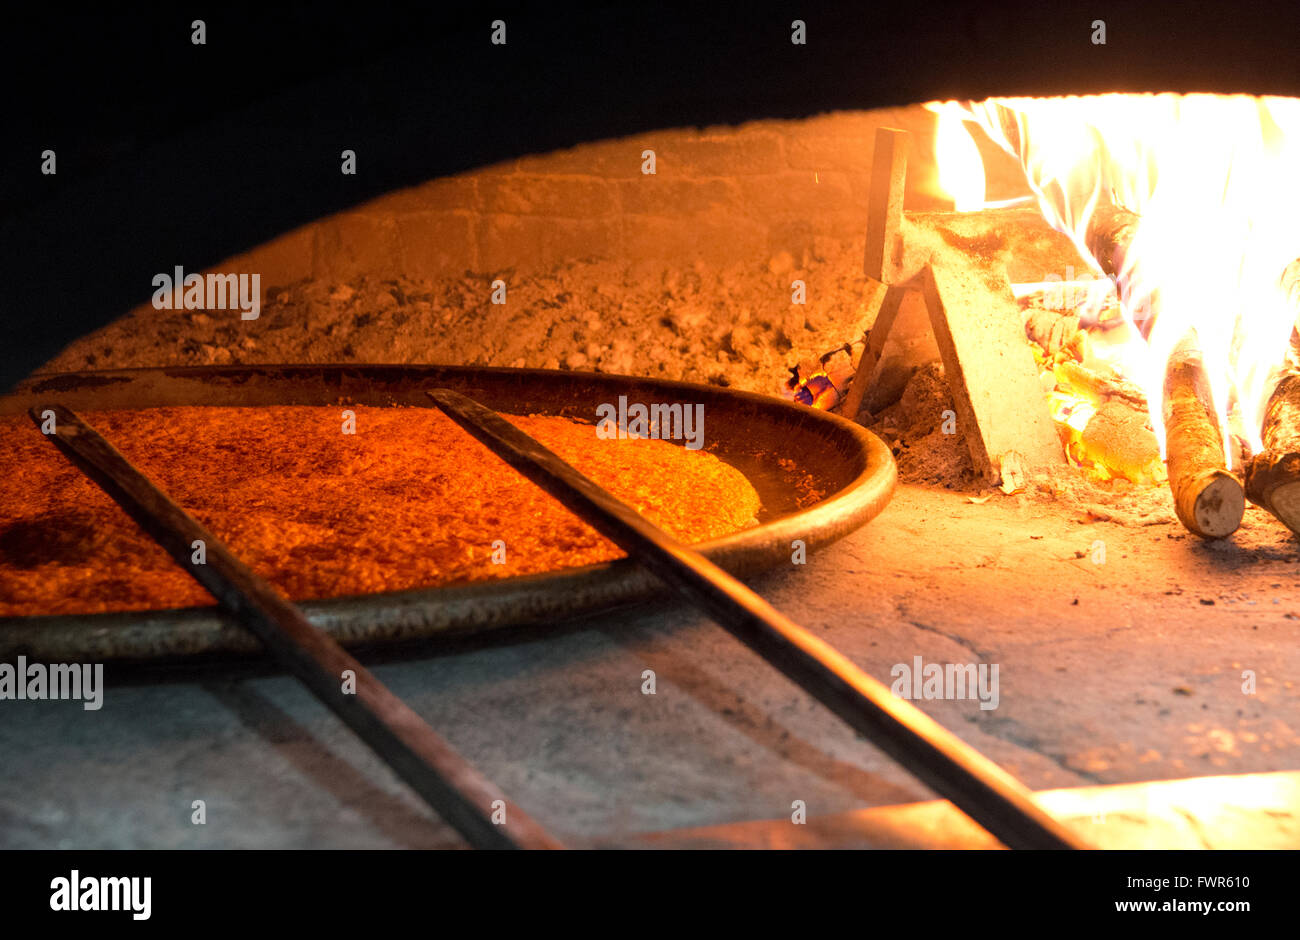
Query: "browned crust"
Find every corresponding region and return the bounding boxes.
[0,406,761,616]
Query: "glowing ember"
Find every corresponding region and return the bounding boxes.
[782,343,859,410]
[786,369,841,409]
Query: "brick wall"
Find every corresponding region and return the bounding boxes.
[217,104,972,287]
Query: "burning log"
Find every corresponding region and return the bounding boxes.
[1086,203,1300,537]
[1245,268,1300,535]
[1084,201,1167,340]
[1075,401,1165,485]
[1245,371,1300,535]
[1084,202,1141,279]
[1085,202,1243,526]
[1162,333,1245,538]
[1024,306,1082,358]
[1055,359,1149,412]
[1044,359,1164,484]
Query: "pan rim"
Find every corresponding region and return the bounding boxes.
[0,364,896,661]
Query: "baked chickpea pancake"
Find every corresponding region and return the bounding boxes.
[0,406,761,616]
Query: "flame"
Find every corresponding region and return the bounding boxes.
[931,94,1300,458]
[930,102,987,211]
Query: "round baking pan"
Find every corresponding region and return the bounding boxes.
[0,365,896,661]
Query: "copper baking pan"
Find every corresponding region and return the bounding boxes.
[0,365,896,661]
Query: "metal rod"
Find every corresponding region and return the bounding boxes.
[427,388,1090,850]
[29,404,561,851]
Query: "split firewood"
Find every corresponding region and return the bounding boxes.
[1245,372,1300,535]
[1081,206,1300,537]
[1050,362,1163,484]
[1077,401,1165,485]
[1162,333,1245,538]
[1244,264,1300,535]
[1055,360,1149,412]
[1086,203,1243,526]
[1024,306,1082,357]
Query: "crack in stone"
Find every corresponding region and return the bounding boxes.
[987,608,1141,652]
[983,721,1104,786]
[885,592,1117,788]
[893,597,992,662]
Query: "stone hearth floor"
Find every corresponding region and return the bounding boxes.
[3,483,1297,847]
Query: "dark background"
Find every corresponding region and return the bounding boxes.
[4,0,1300,390]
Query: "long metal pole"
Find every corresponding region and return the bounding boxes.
[31,403,562,850]
[428,388,1089,850]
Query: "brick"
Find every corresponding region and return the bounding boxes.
[477,214,620,272]
[763,215,869,260]
[615,176,742,215]
[478,174,617,217]
[621,211,765,266]
[397,211,476,278]
[311,212,402,280]
[620,214,690,263]
[785,136,876,174]
[816,211,871,242]
[477,214,541,271]
[660,132,785,176]
[764,217,817,257]
[535,217,621,268]
[237,109,986,285]
[738,171,855,216]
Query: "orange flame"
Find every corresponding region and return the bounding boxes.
[930,102,987,212]
[930,94,1300,459]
